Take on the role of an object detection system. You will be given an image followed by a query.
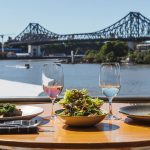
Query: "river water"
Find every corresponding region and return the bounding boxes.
[0,59,150,97]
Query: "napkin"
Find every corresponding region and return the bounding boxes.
[0,120,39,134]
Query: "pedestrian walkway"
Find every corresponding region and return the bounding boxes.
[0,79,42,97]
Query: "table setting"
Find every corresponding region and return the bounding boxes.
[40,62,150,128]
[0,62,149,149]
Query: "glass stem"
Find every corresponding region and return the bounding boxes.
[51,98,55,119]
[108,98,113,115]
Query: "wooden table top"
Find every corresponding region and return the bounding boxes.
[0,102,150,149]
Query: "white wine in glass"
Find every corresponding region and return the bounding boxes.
[42,63,64,121]
[99,63,121,120]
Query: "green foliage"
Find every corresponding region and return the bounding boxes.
[99,41,128,57]
[95,52,104,63]
[84,41,128,63]
[105,51,115,62]
[96,41,128,63]
[41,41,104,55]
[0,103,16,115]
[135,52,145,64]
[100,41,114,56]
[144,55,150,63]
[84,50,90,55]
[85,50,96,58]
[113,41,128,57]
[129,51,150,64]
[84,50,97,63]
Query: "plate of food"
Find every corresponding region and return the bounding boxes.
[119,105,150,121]
[0,103,44,121]
[56,89,107,127]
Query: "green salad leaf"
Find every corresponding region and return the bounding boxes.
[59,89,104,116]
[0,103,16,115]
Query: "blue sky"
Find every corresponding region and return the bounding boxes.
[0,0,150,40]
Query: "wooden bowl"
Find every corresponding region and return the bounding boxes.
[55,109,107,127]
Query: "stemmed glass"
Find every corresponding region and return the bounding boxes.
[99,63,121,120]
[42,63,64,121]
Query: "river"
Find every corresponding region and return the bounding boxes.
[0,59,150,97]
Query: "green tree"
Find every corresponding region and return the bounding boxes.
[144,54,150,64]
[99,41,114,56]
[105,51,115,62]
[84,50,97,63]
[113,41,128,57]
[97,41,128,63]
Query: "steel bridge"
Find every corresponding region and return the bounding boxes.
[8,12,150,45]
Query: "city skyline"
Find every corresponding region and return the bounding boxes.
[0,0,150,41]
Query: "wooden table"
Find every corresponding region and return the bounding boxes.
[0,102,150,149]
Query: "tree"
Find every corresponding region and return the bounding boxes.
[97,41,128,62]
[113,41,128,57]
[99,41,114,56]
[105,51,115,62]
[84,50,97,63]
[144,54,150,64]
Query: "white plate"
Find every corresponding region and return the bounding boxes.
[119,105,150,121]
[0,105,44,121]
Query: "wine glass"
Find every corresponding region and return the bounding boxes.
[99,63,121,120]
[42,63,64,121]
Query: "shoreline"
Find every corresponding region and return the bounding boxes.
[0,58,147,66]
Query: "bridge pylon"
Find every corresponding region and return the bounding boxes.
[127,41,139,50]
[28,45,42,57]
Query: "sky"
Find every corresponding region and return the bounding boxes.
[0,0,150,41]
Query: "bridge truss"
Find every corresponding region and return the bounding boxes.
[8,12,150,45]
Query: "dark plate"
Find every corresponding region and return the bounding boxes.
[119,105,150,121]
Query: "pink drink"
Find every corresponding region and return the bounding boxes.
[43,85,63,98]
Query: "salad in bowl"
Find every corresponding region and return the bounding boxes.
[56,89,107,127]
